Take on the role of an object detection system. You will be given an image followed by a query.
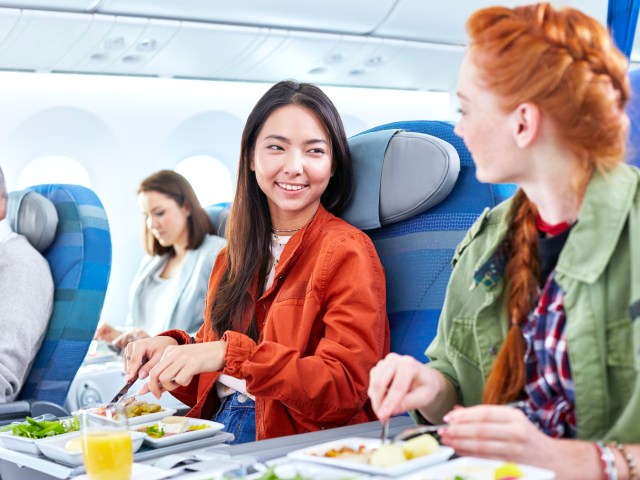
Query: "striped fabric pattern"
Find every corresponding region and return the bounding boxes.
[358,121,515,361]
[19,184,111,406]
[626,68,640,167]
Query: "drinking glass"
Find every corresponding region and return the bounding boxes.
[81,404,133,480]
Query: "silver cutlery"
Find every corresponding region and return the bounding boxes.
[380,418,390,445]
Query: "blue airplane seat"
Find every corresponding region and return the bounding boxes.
[207,202,231,238]
[203,121,515,363]
[348,120,516,361]
[626,68,640,167]
[0,184,111,422]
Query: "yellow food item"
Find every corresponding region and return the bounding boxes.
[159,416,189,434]
[401,434,440,459]
[370,444,406,467]
[82,431,132,480]
[495,462,524,479]
[124,401,162,418]
[64,436,82,452]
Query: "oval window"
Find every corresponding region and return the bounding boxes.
[17,156,91,189]
[175,155,233,207]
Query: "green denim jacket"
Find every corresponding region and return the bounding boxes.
[425,163,640,442]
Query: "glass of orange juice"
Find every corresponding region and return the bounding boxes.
[80,404,133,480]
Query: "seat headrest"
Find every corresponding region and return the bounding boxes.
[341,129,461,230]
[7,190,58,252]
[206,203,231,238]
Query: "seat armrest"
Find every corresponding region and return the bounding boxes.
[0,401,30,426]
[30,401,70,419]
[0,401,70,426]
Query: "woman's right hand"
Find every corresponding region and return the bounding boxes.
[123,336,178,383]
[94,323,121,343]
[368,352,455,423]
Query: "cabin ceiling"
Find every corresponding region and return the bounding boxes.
[0,0,611,91]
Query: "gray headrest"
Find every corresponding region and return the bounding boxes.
[342,129,460,230]
[206,204,230,238]
[7,190,58,252]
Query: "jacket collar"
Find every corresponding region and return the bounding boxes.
[556,163,637,283]
[259,204,331,300]
[472,164,638,287]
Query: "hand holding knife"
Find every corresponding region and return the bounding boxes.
[109,356,148,405]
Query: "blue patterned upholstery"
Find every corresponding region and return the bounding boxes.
[357,121,515,361]
[18,184,111,406]
[626,68,640,167]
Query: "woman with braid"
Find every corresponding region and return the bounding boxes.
[369,3,640,478]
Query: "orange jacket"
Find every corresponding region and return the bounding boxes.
[161,205,390,440]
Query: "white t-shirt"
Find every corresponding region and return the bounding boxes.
[137,267,177,335]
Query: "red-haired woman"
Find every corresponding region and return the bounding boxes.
[369,3,640,478]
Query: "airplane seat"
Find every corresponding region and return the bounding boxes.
[626,68,640,167]
[206,202,231,238]
[199,121,514,362]
[345,121,515,361]
[0,184,111,424]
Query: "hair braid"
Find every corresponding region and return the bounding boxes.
[483,191,540,404]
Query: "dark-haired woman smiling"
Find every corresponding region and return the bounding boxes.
[125,81,390,444]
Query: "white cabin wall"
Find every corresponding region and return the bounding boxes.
[0,70,451,327]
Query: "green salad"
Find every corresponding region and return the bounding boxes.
[0,416,80,439]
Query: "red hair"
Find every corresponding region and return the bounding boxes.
[465,3,630,404]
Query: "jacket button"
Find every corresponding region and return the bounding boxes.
[278,275,284,281]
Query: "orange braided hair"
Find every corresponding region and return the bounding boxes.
[466,3,630,404]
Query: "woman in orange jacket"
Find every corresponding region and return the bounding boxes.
[125,80,390,443]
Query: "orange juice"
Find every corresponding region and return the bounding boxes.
[82,430,132,480]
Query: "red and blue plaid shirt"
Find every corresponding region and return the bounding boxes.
[521,272,577,438]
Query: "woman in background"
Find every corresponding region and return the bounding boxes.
[95,170,225,349]
[369,3,640,479]
[125,80,389,444]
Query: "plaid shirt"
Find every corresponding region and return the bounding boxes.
[521,271,577,438]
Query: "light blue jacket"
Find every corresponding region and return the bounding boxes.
[126,234,225,335]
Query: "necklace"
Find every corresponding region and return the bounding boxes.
[271,226,301,233]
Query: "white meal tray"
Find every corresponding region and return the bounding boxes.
[36,431,147,467]
[0,430,78,456]
[287,436,454,476]
[399,456,556,480]
[78,406,177,426]
[0,431,234,479]
[133,418,224,448]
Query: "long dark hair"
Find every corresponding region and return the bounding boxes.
[209,80,353,340]
[466,3,629,404]
[138,170,215,256]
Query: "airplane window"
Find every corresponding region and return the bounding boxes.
[17,155,92,189]
[175,155,234,207]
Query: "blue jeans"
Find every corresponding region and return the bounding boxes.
[212,392,256,445]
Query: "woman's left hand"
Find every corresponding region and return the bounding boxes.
[140,340,227,398]
[439,405,554,466]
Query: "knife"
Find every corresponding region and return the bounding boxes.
[109,356,148,405]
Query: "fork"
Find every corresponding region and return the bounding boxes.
[392,400,527,442]
[393,423,446,442]
[380,418,390,445]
